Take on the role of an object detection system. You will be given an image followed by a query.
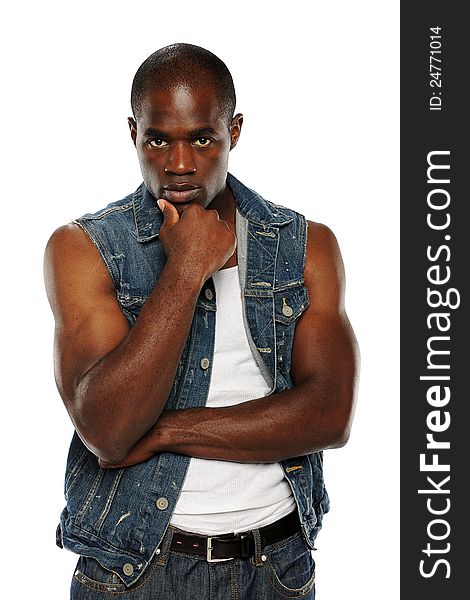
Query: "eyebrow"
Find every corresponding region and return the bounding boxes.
[143,128,166,138]
[189,127,217,137]
[143,126,218,138]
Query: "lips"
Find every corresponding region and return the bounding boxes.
[162,184,201,203]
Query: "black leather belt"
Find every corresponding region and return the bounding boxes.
[169,510,301,562]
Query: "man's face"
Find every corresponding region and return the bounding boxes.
[129,85,242,215]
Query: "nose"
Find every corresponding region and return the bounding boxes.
[164,141,197,175]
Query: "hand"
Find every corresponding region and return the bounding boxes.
[157,199,236,282]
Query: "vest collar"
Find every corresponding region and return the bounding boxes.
[132,183,162,243]
[227,173,293,227]
[132,172,293,243]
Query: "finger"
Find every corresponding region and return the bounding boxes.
[157,199,180,226]
[98,458,121,469]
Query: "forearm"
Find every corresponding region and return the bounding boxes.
[161,383,352,462]
[103,379,354,467]
[75,260,204,463]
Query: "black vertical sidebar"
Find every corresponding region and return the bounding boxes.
[401,4,467,598]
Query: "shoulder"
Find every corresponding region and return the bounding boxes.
[304,220,346,311]
[44,221,112,272]
[45,187,139,277]
[45,221,100,262]
[306,221,343,262]
[44,222,114,313]
[259,190,341,270]
[45,222,95,263]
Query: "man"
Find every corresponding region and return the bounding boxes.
[44,43,359,599]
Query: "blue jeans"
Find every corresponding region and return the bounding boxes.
[70,524,316,599]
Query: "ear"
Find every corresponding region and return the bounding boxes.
[229,113,243,150]
[128,117,137,147]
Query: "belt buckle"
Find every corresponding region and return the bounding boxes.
[206,537,233,563]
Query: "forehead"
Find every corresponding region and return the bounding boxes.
[137,84,226,131]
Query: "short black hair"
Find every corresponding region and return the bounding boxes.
[131,43,236,126]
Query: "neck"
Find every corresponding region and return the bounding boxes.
[207,184,236,232]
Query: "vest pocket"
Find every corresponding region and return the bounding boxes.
[274,285,309,325]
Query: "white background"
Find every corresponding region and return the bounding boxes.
[0,1,399,598]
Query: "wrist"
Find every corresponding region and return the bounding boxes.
[154,409,183,454]
[164,258,206,293]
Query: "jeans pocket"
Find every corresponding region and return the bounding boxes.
[263,532,316,598]
[72,556,127,594]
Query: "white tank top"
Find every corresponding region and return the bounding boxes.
[170,265,295,535]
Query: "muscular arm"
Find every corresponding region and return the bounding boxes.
[44,202,235,464]
[101,221,359,467]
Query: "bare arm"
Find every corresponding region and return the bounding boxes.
[100,221,359,467]
[44,201,236,463]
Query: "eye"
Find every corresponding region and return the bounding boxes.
[193,137,212,147]
[148,138,168,148]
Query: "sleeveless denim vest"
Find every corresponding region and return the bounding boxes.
[58,173,329,586]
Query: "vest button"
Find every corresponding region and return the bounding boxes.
[156,497,169,510]
[282,305,293,317]
[123,563,134,576]
[200,357,210,370]
[204,288,214,300]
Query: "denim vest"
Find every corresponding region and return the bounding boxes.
[58,173,329,586]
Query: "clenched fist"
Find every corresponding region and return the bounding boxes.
[157,199,236,283]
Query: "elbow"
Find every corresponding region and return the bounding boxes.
[71,411,132,465]
[94,442,131,465]
[305,406,354,453]
[302,417,351,454]
[328,410,354,449]
[59,378,135,464]
[300,372,357,452]
[327,387,357,449]
[77,425,131,464]
[70,395,133,464]
[330,425,351,449]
